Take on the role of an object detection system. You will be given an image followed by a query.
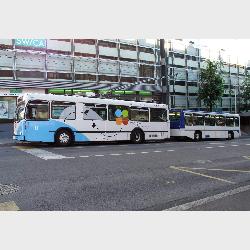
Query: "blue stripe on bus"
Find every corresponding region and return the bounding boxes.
[14,120,90,143]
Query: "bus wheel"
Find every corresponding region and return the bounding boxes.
[194,131,202,141]
[131,129,144,144]
[55,129,73,146]
[228,131,234,140]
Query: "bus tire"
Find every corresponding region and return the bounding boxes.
[228,131,234,140]
[194,131,202,141]
[55,129,73,146]
[131,129,144,144]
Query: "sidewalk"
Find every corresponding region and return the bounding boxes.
[0,123,14,144]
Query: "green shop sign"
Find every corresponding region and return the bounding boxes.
[15,39,46,48]
[10,89,22,94]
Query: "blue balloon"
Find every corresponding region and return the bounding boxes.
[115,109,122,117]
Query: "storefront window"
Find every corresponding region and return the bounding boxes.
[0,97,16,120]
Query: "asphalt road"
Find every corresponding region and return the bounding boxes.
[1,131,250,210]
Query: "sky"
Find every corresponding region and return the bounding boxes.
[188,39,250,65]
[145,39,250,65]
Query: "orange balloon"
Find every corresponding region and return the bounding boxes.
[116,118,123,125]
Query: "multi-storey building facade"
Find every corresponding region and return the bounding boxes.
[167,39,247,112]
[0,39,162,121]
[0,38,248,121]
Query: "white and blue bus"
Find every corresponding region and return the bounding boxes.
[13,93,170,146]
[169,109,240,140]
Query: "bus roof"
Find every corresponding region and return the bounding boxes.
[18,93,168,109]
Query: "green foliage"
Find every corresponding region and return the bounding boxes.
[241,74,250,111]
[197,59,224,111]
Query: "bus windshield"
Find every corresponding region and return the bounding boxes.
[15,102,25,122]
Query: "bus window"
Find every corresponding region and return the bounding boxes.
[193,114,204,126]
[26,101,49,120]
[169,112,180,122]
[83,104,106,120]
[226,117,234,127]
[204,115,215,126]
[108,105,129,121]
[52,101,76,120]
[235,117,239,127]
[130,107,149,122]
[215,115,226,126]
[184,113,193,126]
[92,104,107,120]
[150,108,168,122]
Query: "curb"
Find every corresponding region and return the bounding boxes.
[0,142,15,146]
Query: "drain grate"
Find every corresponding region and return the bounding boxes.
[0,184,19,195]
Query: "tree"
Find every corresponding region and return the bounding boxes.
[197,59,224,111]
[241,74,250,112]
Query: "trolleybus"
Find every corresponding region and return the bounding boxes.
[169,109,240,140]
[13,93,170,146]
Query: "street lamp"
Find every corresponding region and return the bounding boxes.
[233,83,240,114]
[160,39,169,106]
[171,72,178,108]
[160,72,178,108]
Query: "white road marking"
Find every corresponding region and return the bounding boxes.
[169,166,235,184]
[110,153,122,156]
[166,184,250,211]
[141,152,149,154]
[0,201,20,211]
[195,160,212,164]
[218,145,225,148]
[119,145,128,147]
[209,142,224,145]
[245,144,250,146]
[167,149,175,152]
[95,154,104,157]
[74,146,84,148]
[80,155,90,158]
[179,166,250,173]
[14,146,75,160]
[205,147,213,149]
[126,152,136,155]
[231,145,239,147]
[153,150,162,153]
[166,180,175,184]
[243,156,250,160]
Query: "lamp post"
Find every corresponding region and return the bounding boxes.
[160,39,169,106]
[172,73,178,108]
[234,84,239,114]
